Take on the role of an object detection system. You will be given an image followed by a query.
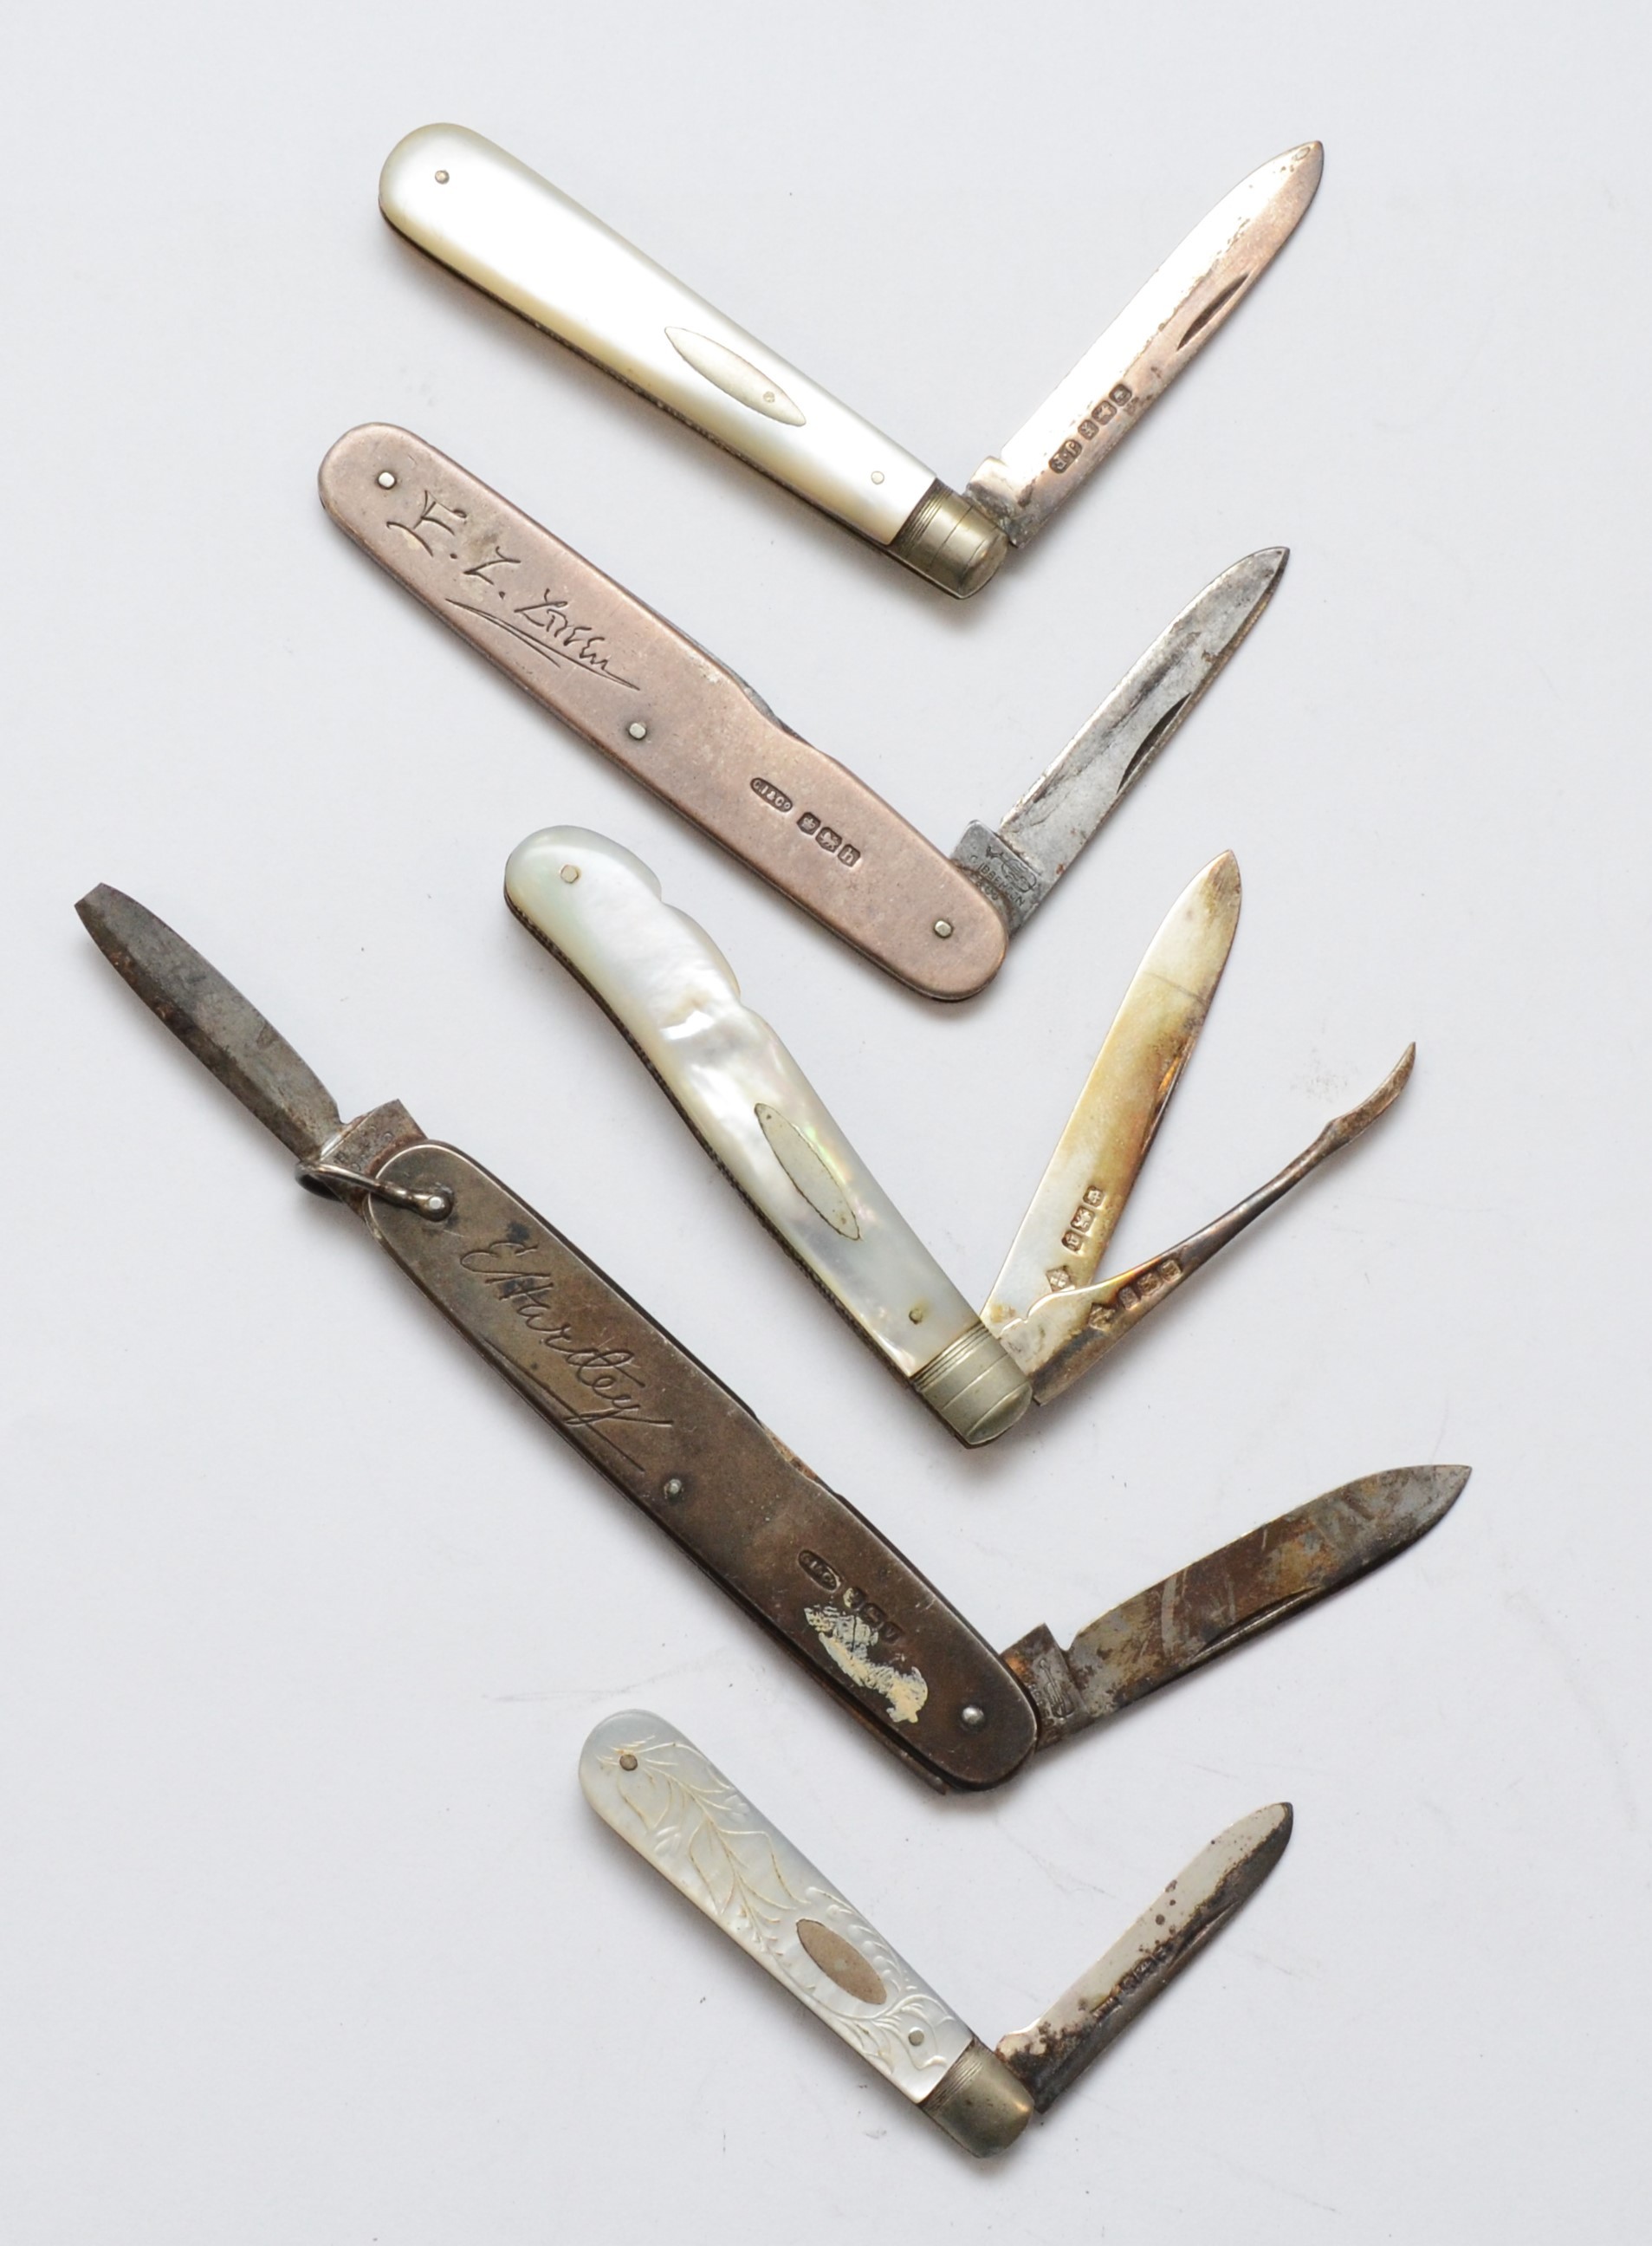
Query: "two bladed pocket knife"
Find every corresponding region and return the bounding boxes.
[377,126,1322,595]
[505,828,1414,1444]
[321,425,1286,999]
[583,1711,1291,2156]
[78,883,1467,1793]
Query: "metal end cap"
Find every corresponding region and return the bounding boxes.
[923,2041,1035,2158]
[911,1324,1032,1446]
[890,483,1008,598]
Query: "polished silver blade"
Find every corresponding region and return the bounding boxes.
[982,854,1241,1356]
[1001,1464,1471,1747]
[75,886,343,1160]
[950,549,1286,930]
[1023,1047,1414,1404]
[966,144,1323,546]
[994,1802,1292,2112]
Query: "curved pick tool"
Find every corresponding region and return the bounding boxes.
[507,828,1413,1444]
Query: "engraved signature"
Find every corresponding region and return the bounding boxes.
[385,489,639,690]
[460,1230,671,1436]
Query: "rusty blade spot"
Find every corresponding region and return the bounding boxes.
[1067,1464,1471,1723]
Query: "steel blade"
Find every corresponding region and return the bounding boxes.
[995,1801,1292,2111]
[1022,1046,1416,1403]
[966,144,1323,545]
[1001,1465,1472,1745]
[75,886,343,1160]
[950,549,1286,930]
[981,854,1240,1356]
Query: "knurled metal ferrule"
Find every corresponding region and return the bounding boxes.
[922,2039,1036,2156]
[889,482,1009,598]
[911,1323,1033,1445]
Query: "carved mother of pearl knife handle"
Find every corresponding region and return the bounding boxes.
[506,828,1032,1446]
[320,425,1006,1002]
[379,127,1007,597]
[581,1711,1035,2155]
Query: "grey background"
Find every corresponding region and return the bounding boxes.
[3,2,1647,2238]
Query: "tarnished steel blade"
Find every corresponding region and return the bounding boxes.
[949,549,1286,932]
[75,886,343,1160]
[982,854,1241,1357]
[1001,1465,1472,1745]
[1023,1047,1415,1404]
[995,1802,1292,2112]
[965,144,1324,546]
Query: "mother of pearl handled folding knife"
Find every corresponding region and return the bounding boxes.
[378,126,1322,595]
[320,425,1286,999]
[583,1712,1291,2156]
[506,828,1414,1444]
[79,883,1467,1790]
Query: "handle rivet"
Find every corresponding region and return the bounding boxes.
[560,864,580,884]
[959,1704,988,1730]
[627,720,649,741]
[907,1305,924,1324]
[376,471,398,490]
[434,169,450,184]
[619,1751,638,1771]
[933,919,953,939]
[907,2029,925,2046]
[871,470,885,485]
[662,1477,685,1500]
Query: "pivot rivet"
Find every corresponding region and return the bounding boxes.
[434,169,450,184]
[933,919,953,939]
[376,471,397,489]
[627,721,649,742]
[619,1751,638,1770]
[663,1477,685,1501]
[959,1704,987,1731]
[560,865,580,884]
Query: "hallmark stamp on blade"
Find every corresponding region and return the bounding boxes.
[1047,384,1134,474]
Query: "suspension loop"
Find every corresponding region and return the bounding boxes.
[296,1159,454,1221]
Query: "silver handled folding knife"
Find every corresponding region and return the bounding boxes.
[506,828,1414,1444]
[583,1710,1291,2156]
[378,126,1322,595]
[320,425,1285,999]
[79,883,1467,1791]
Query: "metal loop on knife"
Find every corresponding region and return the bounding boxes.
[295,1159,454,1221]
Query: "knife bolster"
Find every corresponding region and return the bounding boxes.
[911,1323,1032,1446]
[923,2039,1035,2156]
[890,482,1008,598]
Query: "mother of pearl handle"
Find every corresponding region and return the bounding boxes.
[581,1711,1033,2152]
[506,828,1029,1444]
[379,127,1004,595]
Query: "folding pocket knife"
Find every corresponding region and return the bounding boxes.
[506,828,1413,1444]
[320,424,1285,1000]
[583,1711,1290,2156]
[378,126,1322,595]
[78,883,1467,1793]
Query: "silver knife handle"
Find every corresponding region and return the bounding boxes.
[582,1712,977,2092]
[319,425,1007,997]
[379,127,1004,594]
[506,828,1028,1445]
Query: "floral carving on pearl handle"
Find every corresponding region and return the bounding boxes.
[581,1712,972,2100]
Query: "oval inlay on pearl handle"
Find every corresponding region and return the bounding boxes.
[506,828,1029,1442]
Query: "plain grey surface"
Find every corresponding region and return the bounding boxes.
[3,2,1648,2238]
